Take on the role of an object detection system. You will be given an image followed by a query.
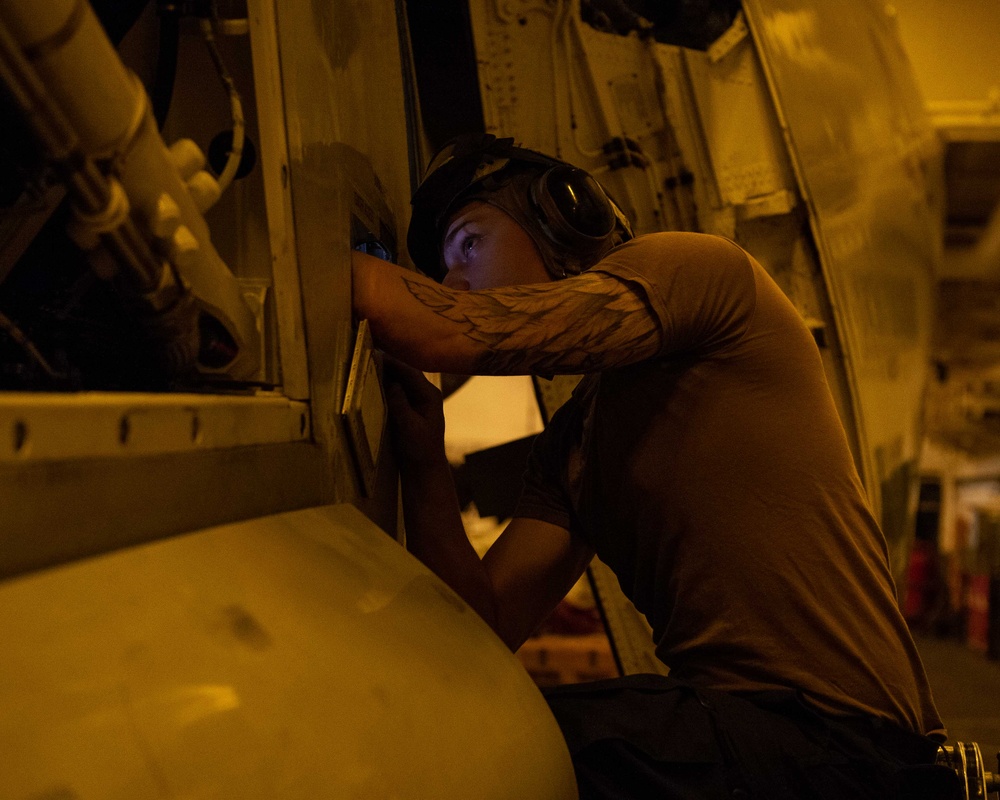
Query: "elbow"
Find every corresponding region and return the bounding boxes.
[479,597,512,649]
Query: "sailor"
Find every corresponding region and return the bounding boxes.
[352,133,954,799]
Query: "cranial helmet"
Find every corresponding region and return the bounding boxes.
[407,134,633,282]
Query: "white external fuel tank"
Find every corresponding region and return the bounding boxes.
[0,505,577,799]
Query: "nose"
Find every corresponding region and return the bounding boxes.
[442,268,470,291]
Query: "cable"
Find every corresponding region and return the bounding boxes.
[548,0,568,157]
[151,2,181,130]
[199,3,244,193]
[554,6,605,160]
[0,310,63,381]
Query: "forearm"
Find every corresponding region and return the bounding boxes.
[352,251,480,372]
[399,456,500,631]
[352,250,662,376]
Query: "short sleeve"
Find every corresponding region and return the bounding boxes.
[590,232,757,358]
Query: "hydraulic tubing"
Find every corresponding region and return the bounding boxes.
[0,0,260,379]
[0,7,163,296]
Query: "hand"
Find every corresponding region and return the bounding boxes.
[382,355,448,468]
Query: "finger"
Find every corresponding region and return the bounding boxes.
[382,353,426,384]
[383,377,409,412]
[383,355,441,407]
[383,370,431,428]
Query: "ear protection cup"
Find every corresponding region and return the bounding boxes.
[528,166,618,260]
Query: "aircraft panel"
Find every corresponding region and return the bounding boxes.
[268,0,415,525]
[743,0,943,575]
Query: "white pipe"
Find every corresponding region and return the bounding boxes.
[0,0,260,379]
[0,0,141,157]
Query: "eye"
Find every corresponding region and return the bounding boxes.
[461,234,480,257]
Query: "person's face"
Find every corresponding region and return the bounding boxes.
[440,201,553,291]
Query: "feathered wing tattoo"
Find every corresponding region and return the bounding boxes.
[403,272,662,375]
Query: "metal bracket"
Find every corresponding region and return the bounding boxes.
[707,10,749,64]
[341,319,386,496]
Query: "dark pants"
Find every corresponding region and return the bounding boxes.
[542,675,961,800]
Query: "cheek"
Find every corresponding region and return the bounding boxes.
[442,270,470,291]
[465,247,507,290]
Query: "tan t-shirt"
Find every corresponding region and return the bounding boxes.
[515,232,943,736]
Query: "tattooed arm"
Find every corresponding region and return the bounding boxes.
[385,357,596,649]
[352,251,662,375]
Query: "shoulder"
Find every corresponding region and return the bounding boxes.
[590,233,758,357]
[591,232,754,302]
[600,232,750,269]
